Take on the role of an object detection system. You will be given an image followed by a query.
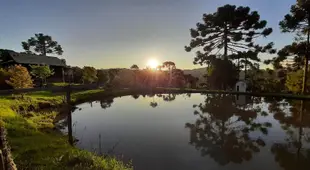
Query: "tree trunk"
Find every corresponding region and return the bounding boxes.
[169,68,172,87]
[223,23,228,60]
[245,56,248,80]
[302,27,310,94]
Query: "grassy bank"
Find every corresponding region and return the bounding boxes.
[0,89,132,170]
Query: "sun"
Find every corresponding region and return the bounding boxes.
[147,59,160,69]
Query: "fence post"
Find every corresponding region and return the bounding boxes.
[66,85,71,105]
[0,150,4,170]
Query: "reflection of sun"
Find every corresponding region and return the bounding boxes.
[147,59,159,69]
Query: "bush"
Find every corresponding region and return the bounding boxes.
[30,65,54,86]
[6,65,33,89]
[0,68,12,89]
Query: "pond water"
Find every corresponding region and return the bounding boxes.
[59,93,310,170]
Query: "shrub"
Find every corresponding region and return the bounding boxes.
[6,65,33,89]
[0,68,12,89]
[30,65,54,86]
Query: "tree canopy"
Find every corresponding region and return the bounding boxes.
[6,65,33,89]
[185,4,275,66]
[277,0,310,94]
[30,65,54,84]
[82,66,97,84]
[22,33,64,56]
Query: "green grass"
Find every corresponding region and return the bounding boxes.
[0,90,131,170]
[50,82,82,87]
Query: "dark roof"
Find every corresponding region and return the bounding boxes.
[8,52,66,67]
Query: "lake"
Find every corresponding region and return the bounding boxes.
[59,93,310,170]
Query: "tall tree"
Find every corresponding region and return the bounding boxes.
[185,4,275,66]
[130,64,139,87]
[278,0,310,94]
[22,33,63,56]
[82,66,97,84]
[162,61,176,87]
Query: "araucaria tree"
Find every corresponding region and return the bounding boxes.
[277,0,310,94]
[185,4,275,90]
[6,65,33,89]
[185,4,275,64]
[22,33,64,56]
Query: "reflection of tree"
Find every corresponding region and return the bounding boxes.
[268,100,310,170]
[162,94,176,102]
[150,96,158,108]
[186,94,270,165]
[131,94,140,99]
[100,98,114,109]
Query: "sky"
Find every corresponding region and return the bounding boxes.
[0,0,297,69]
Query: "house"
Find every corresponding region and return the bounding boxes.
[0,49,67,82]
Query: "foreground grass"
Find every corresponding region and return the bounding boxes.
[0,89,131,170]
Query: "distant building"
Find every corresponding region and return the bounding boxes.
[0,50,67,82]
[235,71,247,92]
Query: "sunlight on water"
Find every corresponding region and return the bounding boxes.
[59,94,310,170]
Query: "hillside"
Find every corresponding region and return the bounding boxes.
[183,67,206,78]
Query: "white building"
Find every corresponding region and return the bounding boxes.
[235,71,247,92]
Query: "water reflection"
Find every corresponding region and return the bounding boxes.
[61,93,310,170]
[131,94,140,99]
[268,100,310,170]
[185,94,271,165]
[100,98,114,109]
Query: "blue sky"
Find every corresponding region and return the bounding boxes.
[0,0,296,69]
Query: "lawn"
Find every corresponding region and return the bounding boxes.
[0,89,131,170]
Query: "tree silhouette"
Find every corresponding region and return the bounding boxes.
[130,64,139,87]
[22,33,63,56]
[99,98,114,109]
[278,0,310,94]
[130,64,139,70]
[185,94,271,165]
[184,74,199,88]
[131,94,140,99]
[162,94,176,102]
[185,4,275,66]
[265,42,306,70]
[162,61,176,87]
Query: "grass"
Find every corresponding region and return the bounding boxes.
[50,82,82,87]
[0,89,131,170]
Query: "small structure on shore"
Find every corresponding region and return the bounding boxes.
[235,71,247,92]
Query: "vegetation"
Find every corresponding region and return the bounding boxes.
[30,65,54,85]
[0,68,11,89]
[185,4,275,90]
[21,33,64,56]
[5,65,33,89]
[0,90,131,170]
[82,66,98,84]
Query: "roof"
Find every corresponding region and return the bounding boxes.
[8,52,66,67]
